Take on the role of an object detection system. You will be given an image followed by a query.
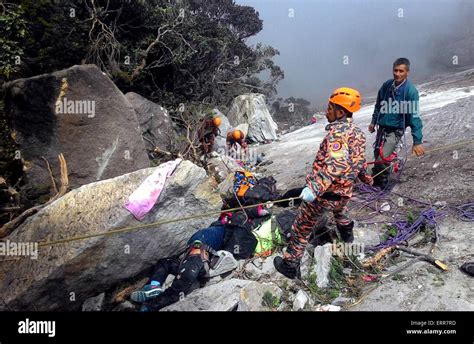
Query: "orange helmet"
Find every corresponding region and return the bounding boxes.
[329,87,361,113]
[232,130,243,140]
[212,117,222,127]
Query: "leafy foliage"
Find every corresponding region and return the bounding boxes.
[0,2,28,78]
[261,291,281,309]
[271,96,314,125]
[0,0,283,110]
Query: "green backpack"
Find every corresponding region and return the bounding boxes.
[252,217,284,257]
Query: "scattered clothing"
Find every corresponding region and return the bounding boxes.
[133,206,279,311]
[275,210,298,240]
[252,217,284,257]
[187,225,226,251]
[221,207,269,259]
[224,174,279,209]
[124,158,182,220]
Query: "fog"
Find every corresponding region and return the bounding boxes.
[237,0,474,108]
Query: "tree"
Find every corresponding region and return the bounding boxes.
[272,96,313,125]
[1,0,284,110]
[0,2,28,80]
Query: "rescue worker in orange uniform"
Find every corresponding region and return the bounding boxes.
[198,115,222,154]
[274,87,373,279]
[226,129,248,152]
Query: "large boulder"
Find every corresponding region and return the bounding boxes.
[125,92,177,154]
[161,279,252,311]
[161,279,284,312]
[0,160,222,311]
[226,94,278,143]
[3,64,150,204]
[207,153,241,183]
[237,281,283,311]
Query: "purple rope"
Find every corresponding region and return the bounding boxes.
[349,138,473,251]
[450,202,474,222]
[366,207,440,252]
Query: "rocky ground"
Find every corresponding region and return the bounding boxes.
[248,68,474,311]
[2,67,473,312]
[69,67,474,312]
[112,68,474,312]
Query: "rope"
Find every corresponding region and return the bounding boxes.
[19,138,474,249]
[36,196,301,248]
[422,138,474,154]
[365,138,474,166]
[371,164,393,179]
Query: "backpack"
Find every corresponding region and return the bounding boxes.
[233,170,257,198]
[252,216,284,257]
[208,251,239,277]
[243,176,279,205]
[222,225,258,260]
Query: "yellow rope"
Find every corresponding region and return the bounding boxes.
[36,197,300,248]
[423,138,474,154]
[20,138,474,249]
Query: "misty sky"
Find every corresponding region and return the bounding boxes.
[236,0,473,108]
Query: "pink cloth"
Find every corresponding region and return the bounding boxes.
[124,158,182,220]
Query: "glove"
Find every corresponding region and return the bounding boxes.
[300,187,316,203]
[412,144,425,156]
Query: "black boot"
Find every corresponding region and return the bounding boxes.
[372,176,388,189]
[337,221,354,243]
[273,256,300,279]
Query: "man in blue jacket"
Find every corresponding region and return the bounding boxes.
[369,58,425,188]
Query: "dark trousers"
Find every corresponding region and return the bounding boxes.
[146,255,205,311]
[284,196,350,263]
